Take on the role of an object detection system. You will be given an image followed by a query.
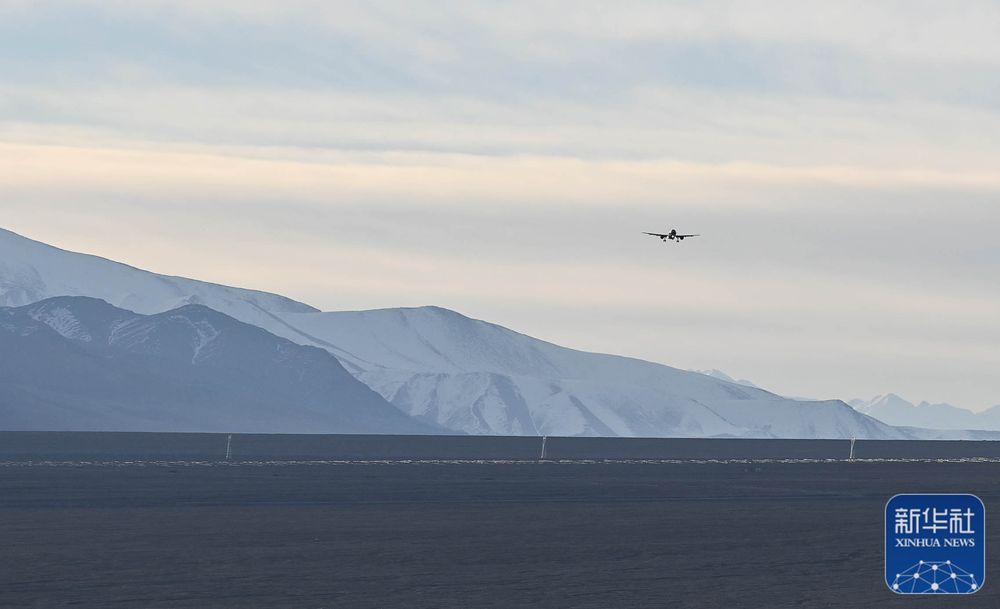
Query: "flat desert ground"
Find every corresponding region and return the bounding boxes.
[2,460,998,608]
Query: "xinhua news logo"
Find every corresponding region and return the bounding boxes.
[885,494,985,594]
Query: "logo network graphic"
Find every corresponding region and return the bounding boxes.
[885,494,985,594]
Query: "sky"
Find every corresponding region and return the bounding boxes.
[2,1,1000,409]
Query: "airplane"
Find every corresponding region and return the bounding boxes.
[643,229,700,243]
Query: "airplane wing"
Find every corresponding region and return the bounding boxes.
[643,232,670,238]
[676,234,700,238]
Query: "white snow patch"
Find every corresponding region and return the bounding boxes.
[27,306,92,342]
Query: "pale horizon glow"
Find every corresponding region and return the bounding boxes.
[2,1,1000,410]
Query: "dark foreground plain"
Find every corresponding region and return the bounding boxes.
[3,460,1000,608]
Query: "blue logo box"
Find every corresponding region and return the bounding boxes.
[885,494,985,594]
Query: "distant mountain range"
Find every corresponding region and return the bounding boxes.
[0,226,990,439]
[850,394,1000,432]
[693,369,761,389]
[0,296,436,434]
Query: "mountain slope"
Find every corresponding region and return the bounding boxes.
[0,297,438,434]
[0,228,912,439]
[851,394,1000,431]
[0,227,317,323]
[271,306,905,439]
[693,369,761,389]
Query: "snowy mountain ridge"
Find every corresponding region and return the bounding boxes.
[268,306,903,439]
[0,227,316,322]
[0,227,941,439]
[0,296,436,434]
[692,369,761,389]
[850,393,1000,432]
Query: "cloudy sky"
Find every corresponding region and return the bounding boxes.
[3,1,1000,409]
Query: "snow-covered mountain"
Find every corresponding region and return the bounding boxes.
[0,296,437,434]
[851,394,1000,431]
[0,227,913,438]
[0,227,317,324]
[267,306,904,439]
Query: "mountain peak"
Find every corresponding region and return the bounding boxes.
[693,369,761,390]
[5,296,138,344]
[873,393,912,405]
[17,294,113,311]
[0,295,440,434]
[0,226,319,316]
[851,392,995,431]
[695,369,736,382]
[159,303,234,320]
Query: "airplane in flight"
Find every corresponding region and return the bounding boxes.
[643,229,700,243]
